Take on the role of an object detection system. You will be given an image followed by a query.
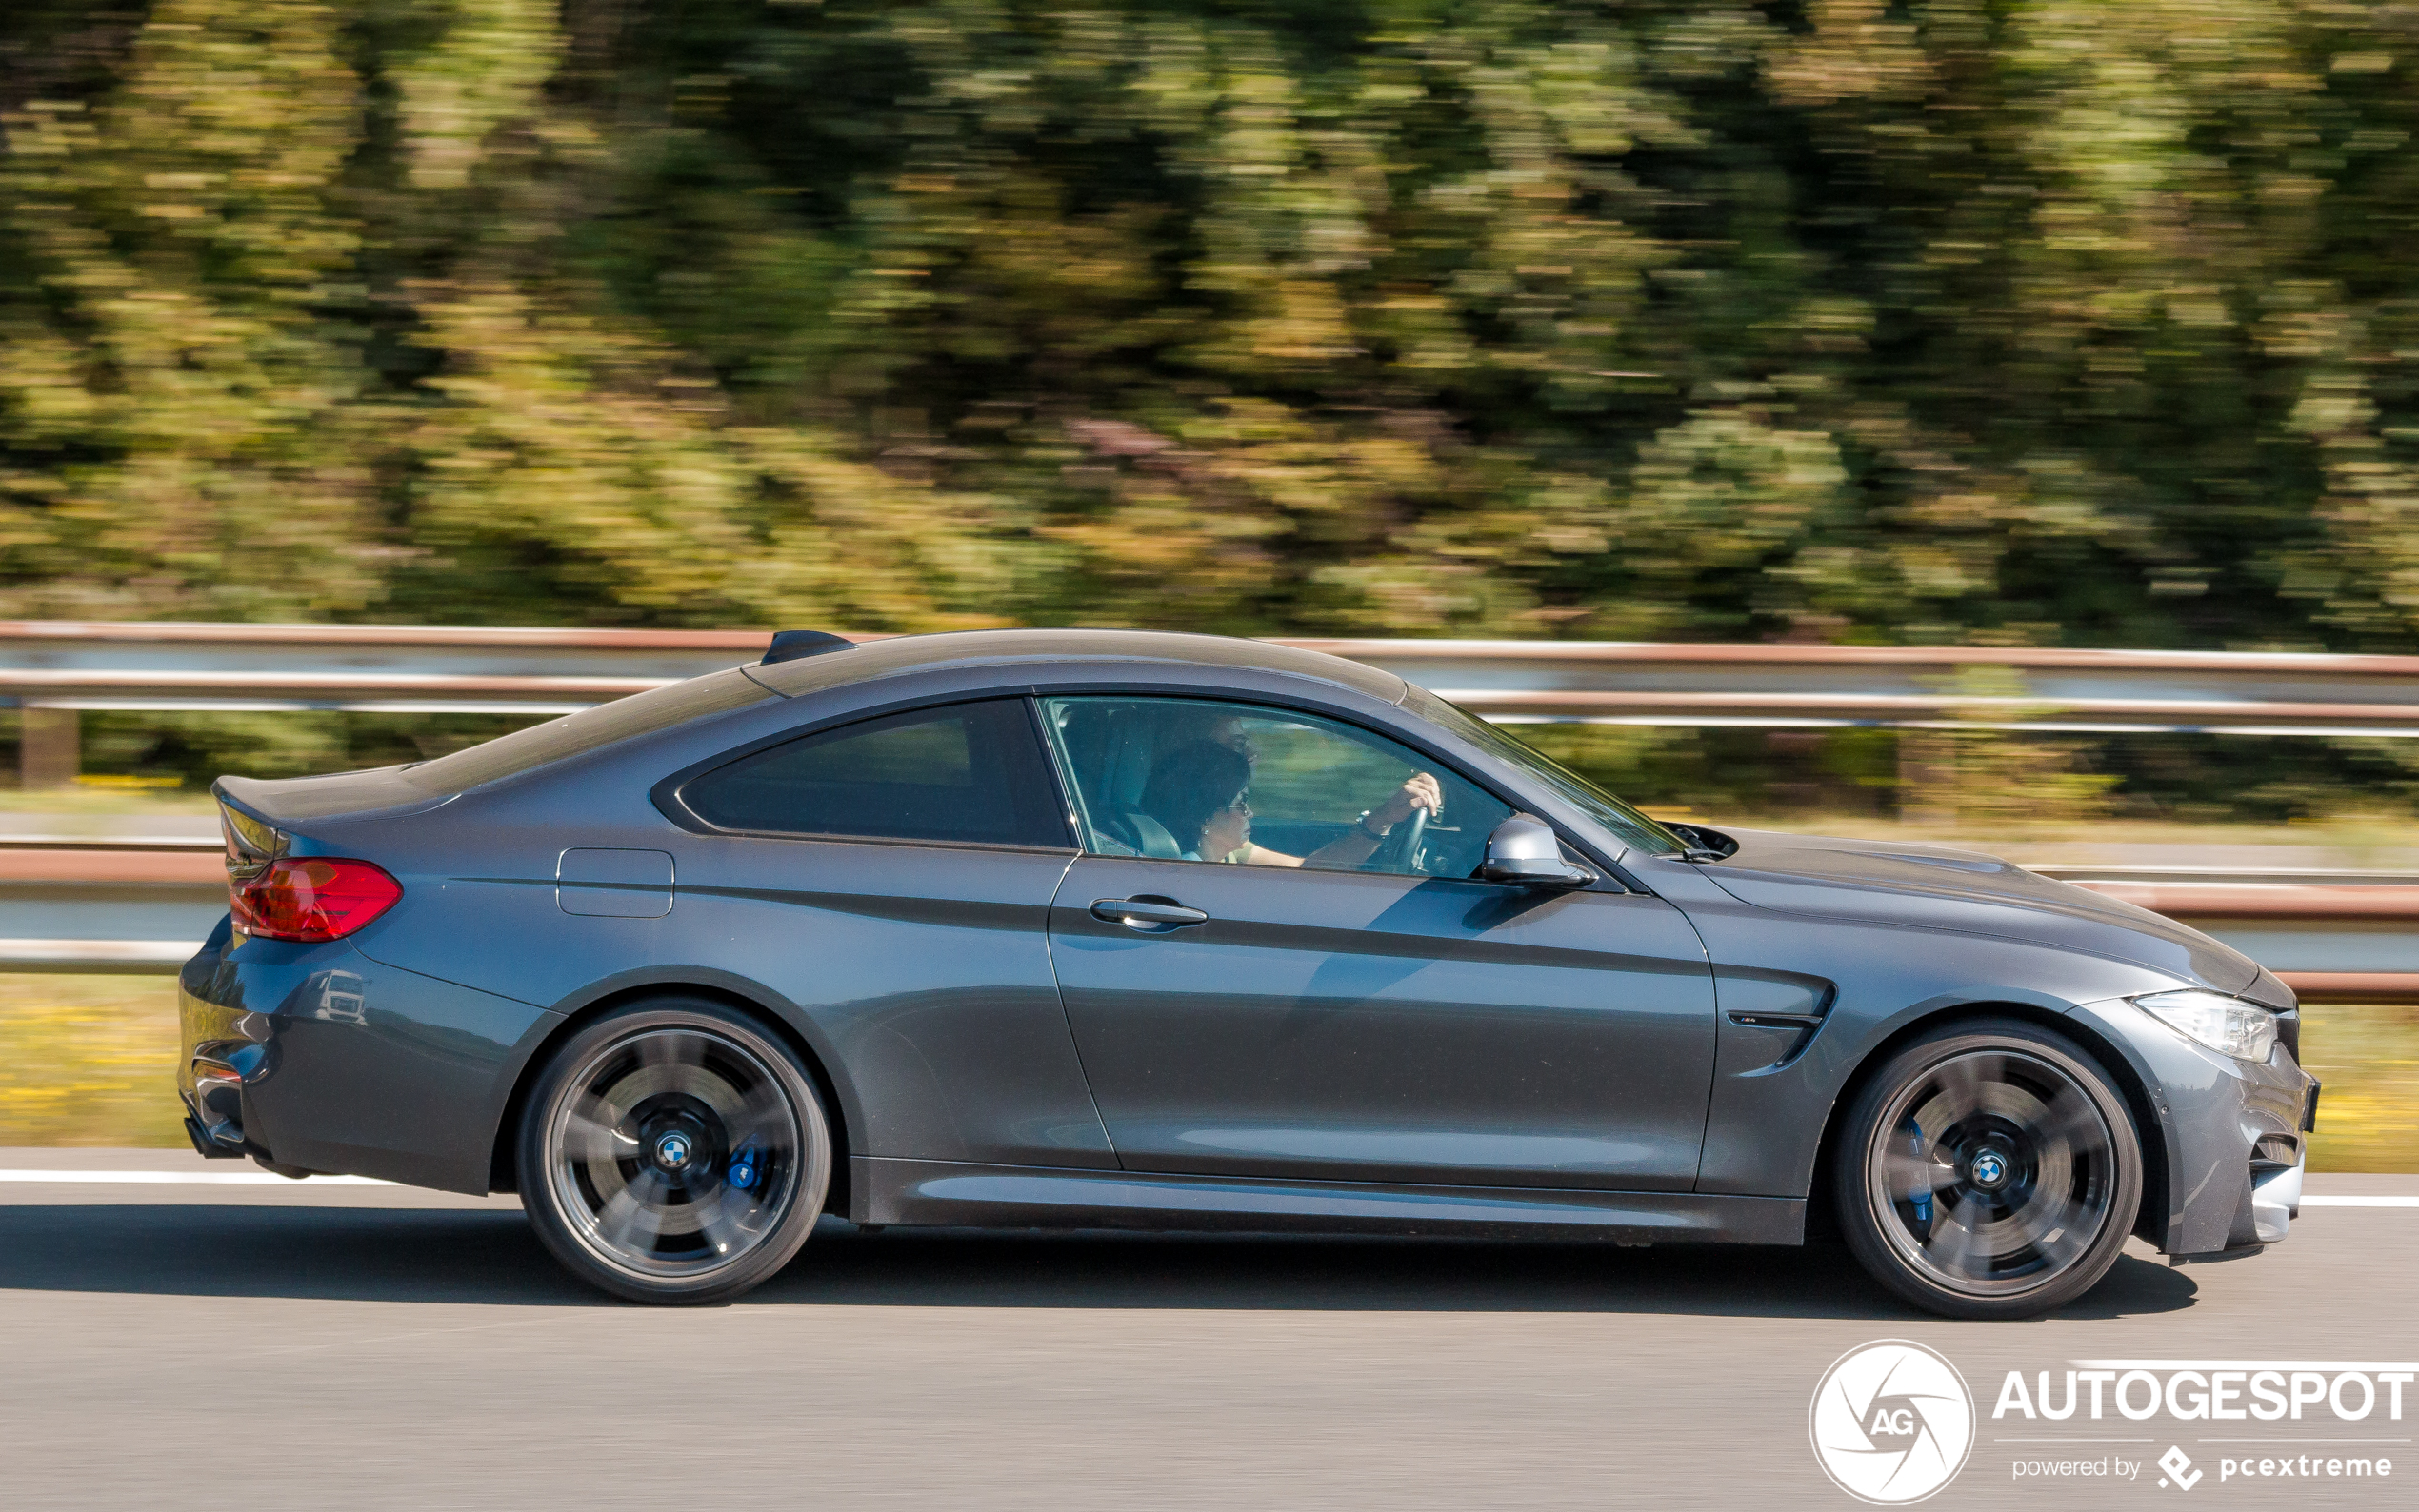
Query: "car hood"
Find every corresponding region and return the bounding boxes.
[1691,828,2261,993]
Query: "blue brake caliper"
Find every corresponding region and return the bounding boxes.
[728,1144,760,1193]
[1906,1121,1932,1228]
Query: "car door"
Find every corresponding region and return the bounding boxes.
[662,697,1116,1171]
[1037,694,1718,1192]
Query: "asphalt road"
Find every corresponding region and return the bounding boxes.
[4,1149,2414,1511]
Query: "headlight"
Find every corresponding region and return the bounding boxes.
[2130,989,2278,1063]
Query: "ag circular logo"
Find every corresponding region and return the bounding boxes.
[1809,1340,1976,1504]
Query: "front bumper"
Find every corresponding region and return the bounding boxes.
[2249,1146,2303,1244]
[2069,996,2320,1257]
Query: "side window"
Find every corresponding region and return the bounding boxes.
[681,700,1070,848]
[1040,697,1514,878]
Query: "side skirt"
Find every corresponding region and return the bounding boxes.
[850,1157,1804,1245]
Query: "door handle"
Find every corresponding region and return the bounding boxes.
[1090,897,1209,930]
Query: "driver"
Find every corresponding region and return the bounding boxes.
[1141,739,1443,868]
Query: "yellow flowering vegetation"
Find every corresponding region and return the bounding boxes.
[0,975,185,1146]
[2302,1004,2419,1175]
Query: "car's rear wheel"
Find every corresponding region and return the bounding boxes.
[1835,1018,2141,1320]
[518,999,830,1304]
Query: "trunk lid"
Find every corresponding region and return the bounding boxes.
[213,768,453,831]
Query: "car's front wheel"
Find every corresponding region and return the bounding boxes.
[518,998,831,1304]
[1835,1018,2142,1320]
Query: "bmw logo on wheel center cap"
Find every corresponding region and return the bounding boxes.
[1969,1150,2007,1188]
[654,1132,692,1170]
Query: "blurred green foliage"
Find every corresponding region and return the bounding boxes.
[7,0,2419,647]
[12,3,2419,806]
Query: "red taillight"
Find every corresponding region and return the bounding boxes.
[230,857,402,942]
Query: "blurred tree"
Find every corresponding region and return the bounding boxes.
[5,0,2419,789]
[0,0,382,619]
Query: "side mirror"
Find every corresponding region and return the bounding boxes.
[1478,814,1597,889]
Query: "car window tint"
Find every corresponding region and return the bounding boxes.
[683,699,1070,847]
[793,718,974,788]
[1400,686,1683,856]
[401,668,774,795]
[1040,696,1513,878]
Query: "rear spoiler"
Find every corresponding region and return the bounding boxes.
[211,769,452,826]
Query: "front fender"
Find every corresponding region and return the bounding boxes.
[1667,864,2208,1201]
[2066,996,2313,1255]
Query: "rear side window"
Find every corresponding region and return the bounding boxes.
[680,699,1070,848]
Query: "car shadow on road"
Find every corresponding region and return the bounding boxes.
[0,1204,2197,1319]
[755,1223,2195,1320]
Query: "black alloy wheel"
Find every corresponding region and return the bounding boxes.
[1835,1018,2142,1320]
[519,998,830,1304]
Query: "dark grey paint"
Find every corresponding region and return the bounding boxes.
[187,627,2316,1261]
[661,834,1110,1168]
[2065,997,2309,1254]
[216,766,453,824]
[852,1156,1803,1243]
[1698,828,2262,993]
[1050,856,1715,1189]
[746,628,1409,707]
[557,847,674,918]
[178,929,555,1193]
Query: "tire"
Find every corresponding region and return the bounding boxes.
[517,997,831,1304]
[1834,1017,2142,1321]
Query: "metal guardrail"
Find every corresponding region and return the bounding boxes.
[15,621,2419,733]
[5,836,2417,998]
[6,623,2419,993]
[1309,641,2419,736]
[0,838,227,974]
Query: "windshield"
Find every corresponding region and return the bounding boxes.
[1405,688,1685,857]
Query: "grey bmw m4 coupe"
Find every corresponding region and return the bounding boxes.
[182,629,2317,1317]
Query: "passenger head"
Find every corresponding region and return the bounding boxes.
[1143,740,1252,858]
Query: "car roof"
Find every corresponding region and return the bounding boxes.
[746,628,1409,705]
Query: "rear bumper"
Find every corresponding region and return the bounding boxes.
[2069,996,2320,1257]
[182,1109,245,1160]
[177,918,560,1193]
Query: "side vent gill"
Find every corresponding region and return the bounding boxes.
[1715,969,1837,1076]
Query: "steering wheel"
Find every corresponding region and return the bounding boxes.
[1364,802,1429,873]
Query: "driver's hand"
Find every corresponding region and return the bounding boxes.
[1372,772,1443,829]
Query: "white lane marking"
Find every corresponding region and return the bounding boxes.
[2299,1195,2419,1207]
[0,1169,394,1186]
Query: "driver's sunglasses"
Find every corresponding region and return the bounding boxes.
[1219,793,1252,817]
